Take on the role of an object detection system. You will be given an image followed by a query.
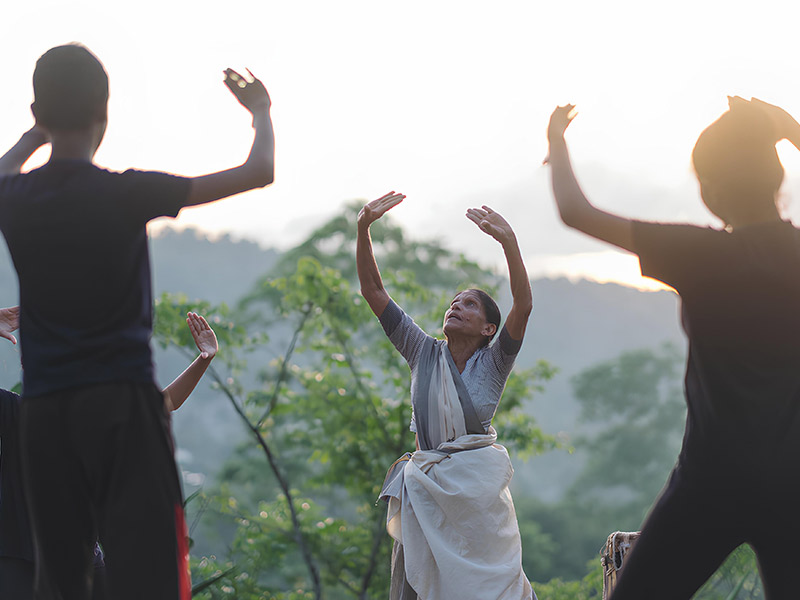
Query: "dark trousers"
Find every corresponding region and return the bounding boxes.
[0,556,34,600]
[610,467,800,600]
[21,382,191,600]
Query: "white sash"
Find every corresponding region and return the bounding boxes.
[384,345,535,600]
[428,345,467,446]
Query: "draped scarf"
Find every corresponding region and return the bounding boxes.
[379,340,535,600]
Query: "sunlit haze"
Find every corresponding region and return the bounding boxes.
[3,0,800,290]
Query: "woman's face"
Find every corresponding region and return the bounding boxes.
[442,290,495,342]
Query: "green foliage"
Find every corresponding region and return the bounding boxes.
[695,546,763,600]
[569,342,685,507]
[532,559,603,600]
[154,206,556,599]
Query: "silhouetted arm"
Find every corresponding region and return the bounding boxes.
[356,192,406,317]
[0,127,48,176]
[185,69,274,207]
[465,207,532,341]
[546,105,635,252]
[163,312,218,411]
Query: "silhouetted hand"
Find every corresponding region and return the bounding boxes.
[224,68,271,115]
[548,105,577,138]
[358,192,406,227]
[728,96,800,144]
[187,312,217,360]
[0,306,19,345]
[544,104,577,164]
[466,206,516,246]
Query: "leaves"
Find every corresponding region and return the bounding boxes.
[154,206,556,599]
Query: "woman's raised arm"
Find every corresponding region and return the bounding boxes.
[356,191,405,317]
[465,207,532,341]
[546,105,635,252]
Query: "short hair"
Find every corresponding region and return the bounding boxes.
[32,44,109,131]
[692,103,784,213]
[466,288,501,347]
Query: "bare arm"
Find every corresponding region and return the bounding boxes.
[163,312,218,411]
[546,105,635,252]
[465,207,532,341]
[0,127,48,176]
[356,192,405,317]
[185,69,274,207]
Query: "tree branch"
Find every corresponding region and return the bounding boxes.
[257,305,313,428]
[205,362,323,600]
[358,511,388,600]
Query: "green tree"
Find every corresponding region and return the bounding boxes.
[154,205,557,599]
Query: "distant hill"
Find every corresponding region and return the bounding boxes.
[0,227,686,501]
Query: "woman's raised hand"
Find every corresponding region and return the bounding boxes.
[466,206,515,245]
[358,191,406,227]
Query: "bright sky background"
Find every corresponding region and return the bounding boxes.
[4,0,800,291]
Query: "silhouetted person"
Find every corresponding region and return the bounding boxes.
[0,307,218,600]
[0,44,273,600]
[547,98,800,599]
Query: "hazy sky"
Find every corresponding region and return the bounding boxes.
[3,0,800,289]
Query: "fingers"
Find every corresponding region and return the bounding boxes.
[186,312,209,338]
[197,314,212,330]
[0,331,17,345]
[187,312,218,359]
[466,207,492,221]
[224,68,248,89]
[728,95,750,110]
[366,191,405,216]
[547,104,578,147]
[551,104,577,119]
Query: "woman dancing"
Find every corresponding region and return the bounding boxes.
[357,192,535,600]
[547,98,800,599]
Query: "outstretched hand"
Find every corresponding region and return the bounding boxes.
[187,312,218,360]
[729,95,800,144]
[466,206,515,245]
[357,191,406,227]
[548,105,577,139]
[544,104,577,165]
[224,68,271,115]
[0,306,19,345]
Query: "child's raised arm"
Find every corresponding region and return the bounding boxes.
[185,69,274,207]
[163,312,218,411]
[546,105,635,252]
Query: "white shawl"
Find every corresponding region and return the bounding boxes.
[383,346,534,600]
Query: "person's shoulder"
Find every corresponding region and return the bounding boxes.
[633,220,725,238]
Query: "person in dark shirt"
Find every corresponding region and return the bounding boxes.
[546,98,800,599]
[0,43,273,600]
[0,307,218,600]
